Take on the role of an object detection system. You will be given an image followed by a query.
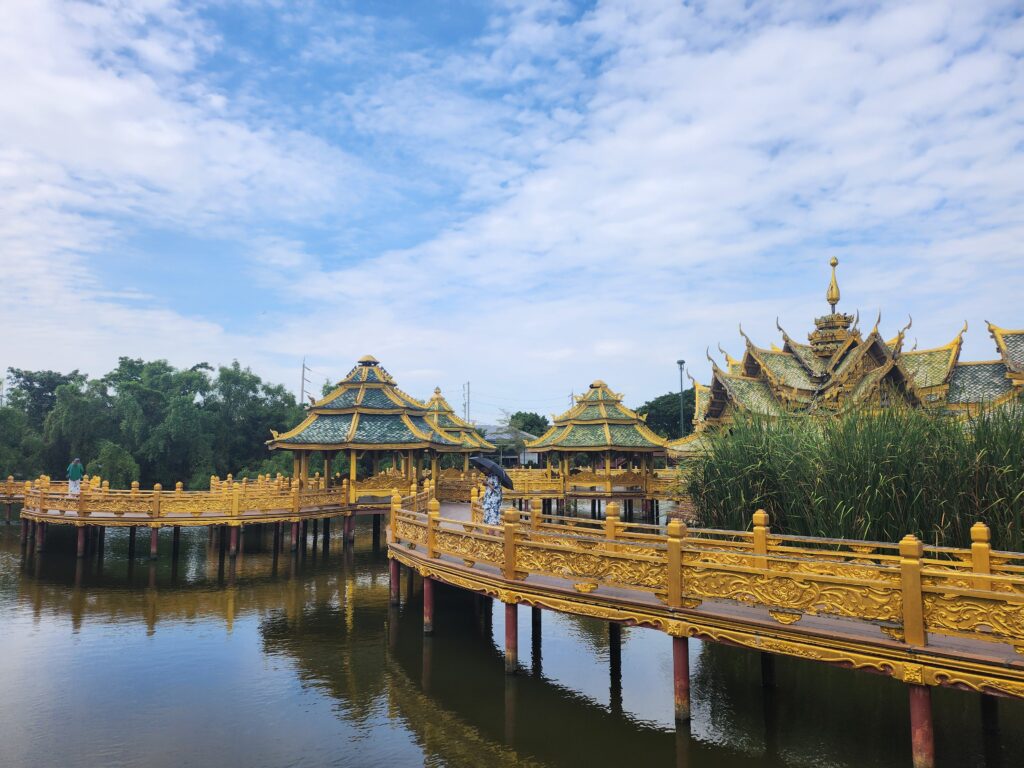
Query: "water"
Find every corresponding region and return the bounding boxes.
[1,519,1021,767]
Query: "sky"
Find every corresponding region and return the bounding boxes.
[1,0,1023,424]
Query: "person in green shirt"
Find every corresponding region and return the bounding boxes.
[67,458,85,495]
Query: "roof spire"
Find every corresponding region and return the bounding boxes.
[826,257,840,312]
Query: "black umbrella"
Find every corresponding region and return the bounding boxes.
[469,456,514,489]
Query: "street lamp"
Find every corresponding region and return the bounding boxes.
[676,359,686,438]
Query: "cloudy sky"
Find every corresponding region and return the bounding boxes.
[2,0,1022,422]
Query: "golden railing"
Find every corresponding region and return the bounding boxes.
[19,476,351,527]
[389,500,1024,661]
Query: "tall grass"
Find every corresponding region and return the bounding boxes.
[688,402,1024,551]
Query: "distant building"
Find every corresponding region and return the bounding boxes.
[478,424,540,467]
[671,258,1023,456]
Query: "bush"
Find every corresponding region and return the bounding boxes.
[688,403,1024,551]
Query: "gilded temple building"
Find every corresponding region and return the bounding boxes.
[670,259,1023,455]
[268,356,463,501]
[423,387,496,470]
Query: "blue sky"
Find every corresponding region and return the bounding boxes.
[2,0,1023,423]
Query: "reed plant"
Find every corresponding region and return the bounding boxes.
[688,401,1024,551]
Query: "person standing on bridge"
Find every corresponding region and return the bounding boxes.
[469,456,512,527]
[66,458,85,495]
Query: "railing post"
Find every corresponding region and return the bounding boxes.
[152,483,162,519]
[970,522,991,591]
[503,507,519,581]
[899,535,927,646]
[752,509,769,569]
[231,486,241,518]
[390,490,401,543]
[529,498,540,531]
[427,498,440,558]
[667,519,685,609]
[291,485,300,515]
[605,501,620,551]
[78,483,90,517]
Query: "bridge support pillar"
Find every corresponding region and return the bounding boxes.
[76,526,86,558]
[290,522,299,552]
[672,636,691,723]
[228,526,239,558]
[128,525,137,557]
[423,576,435,634]
[504,602,518,674]
[171,525,180,556]
[389,558,400,605]
[322,518,330,552]
[908,684,935,768]
[761,652,775,688]
[531,607,542,677]
[149,527,159,560]
[311,519,319,548]
[344,514,355,544]
[372,514,381,549]
[20,517,28,544]
[609,622,622,717]
[35,521,46,552]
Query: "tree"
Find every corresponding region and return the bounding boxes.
[6,368,85,430]
[87,440,139,487]
[508,411,549,437]
[637,389,696,440]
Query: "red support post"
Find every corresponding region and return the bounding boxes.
[291,521,299,552]
[389,558,401,605]
[423,576,435,634]
[229,526,239,558]
[673,636,691,722]
[149,527,159,560]
[505,602,518,674]
[76,526,86,558]
[909,684,935,768]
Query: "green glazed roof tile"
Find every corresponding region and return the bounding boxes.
[947,364,1013,404]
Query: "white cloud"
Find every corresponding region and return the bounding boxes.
[2,0,1023,424]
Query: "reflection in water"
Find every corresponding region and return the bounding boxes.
[0,520,1022,767]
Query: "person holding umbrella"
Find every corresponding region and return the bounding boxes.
[469,456,513,526]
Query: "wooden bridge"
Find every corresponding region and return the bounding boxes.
[387,496,1024,768]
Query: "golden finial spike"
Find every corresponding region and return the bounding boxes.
[826,256,840,312]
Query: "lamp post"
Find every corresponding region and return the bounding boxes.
[676,359,686,438]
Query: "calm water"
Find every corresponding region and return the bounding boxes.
[1,518,1022,768]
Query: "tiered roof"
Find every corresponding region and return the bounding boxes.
[423,388,496,452]
[527,380,669,453]
[268,356,462,451]
[672,260,1022,451]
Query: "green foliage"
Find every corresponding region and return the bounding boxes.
[86,441,139,487]
[3,358,304,489]
[508,411,549,436]
[689,405,1024,550]
[637,389,695,440]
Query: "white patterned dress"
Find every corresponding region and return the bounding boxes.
[482,473,503,526]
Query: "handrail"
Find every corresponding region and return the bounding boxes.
[392,503,1024,652]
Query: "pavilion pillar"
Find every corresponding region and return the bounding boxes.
[349,449,358,503]
[430,453,438,482]
[673,636,691,722]
[909,685,935,768]
[423,576,435,634]
[372,453,380,476]
[504,602,518,674]
[323,452,332,487]
[406,451,414,483]
[416,453,423,483]
[463,454,470,473]
[292,453,300,486]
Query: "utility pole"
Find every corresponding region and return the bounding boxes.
[300,357,312,405]
[676,359,687,438]
[462,381,471,421]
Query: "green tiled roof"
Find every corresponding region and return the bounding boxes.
[1003,334,1024,371]
[608,423,662,447]
[720,376,785,416]
[947,364,1013,404]
[785,340,828,376]
[422,387,496,451]
[277,414,353,444]
[360,388,404,410]
[850,367,888,401]
[560,424,608,447]
[900,347,955,389]
[756,349,816,390]
[320,389,360,409]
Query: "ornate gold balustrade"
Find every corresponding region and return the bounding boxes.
[388,498,1024,699]
[19,480,351,527]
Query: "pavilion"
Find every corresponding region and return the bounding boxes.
[267,356,462,504]
[526,380,670,516]
[422,387,495,471]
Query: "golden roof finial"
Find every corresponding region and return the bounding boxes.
[826,257,840,312]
